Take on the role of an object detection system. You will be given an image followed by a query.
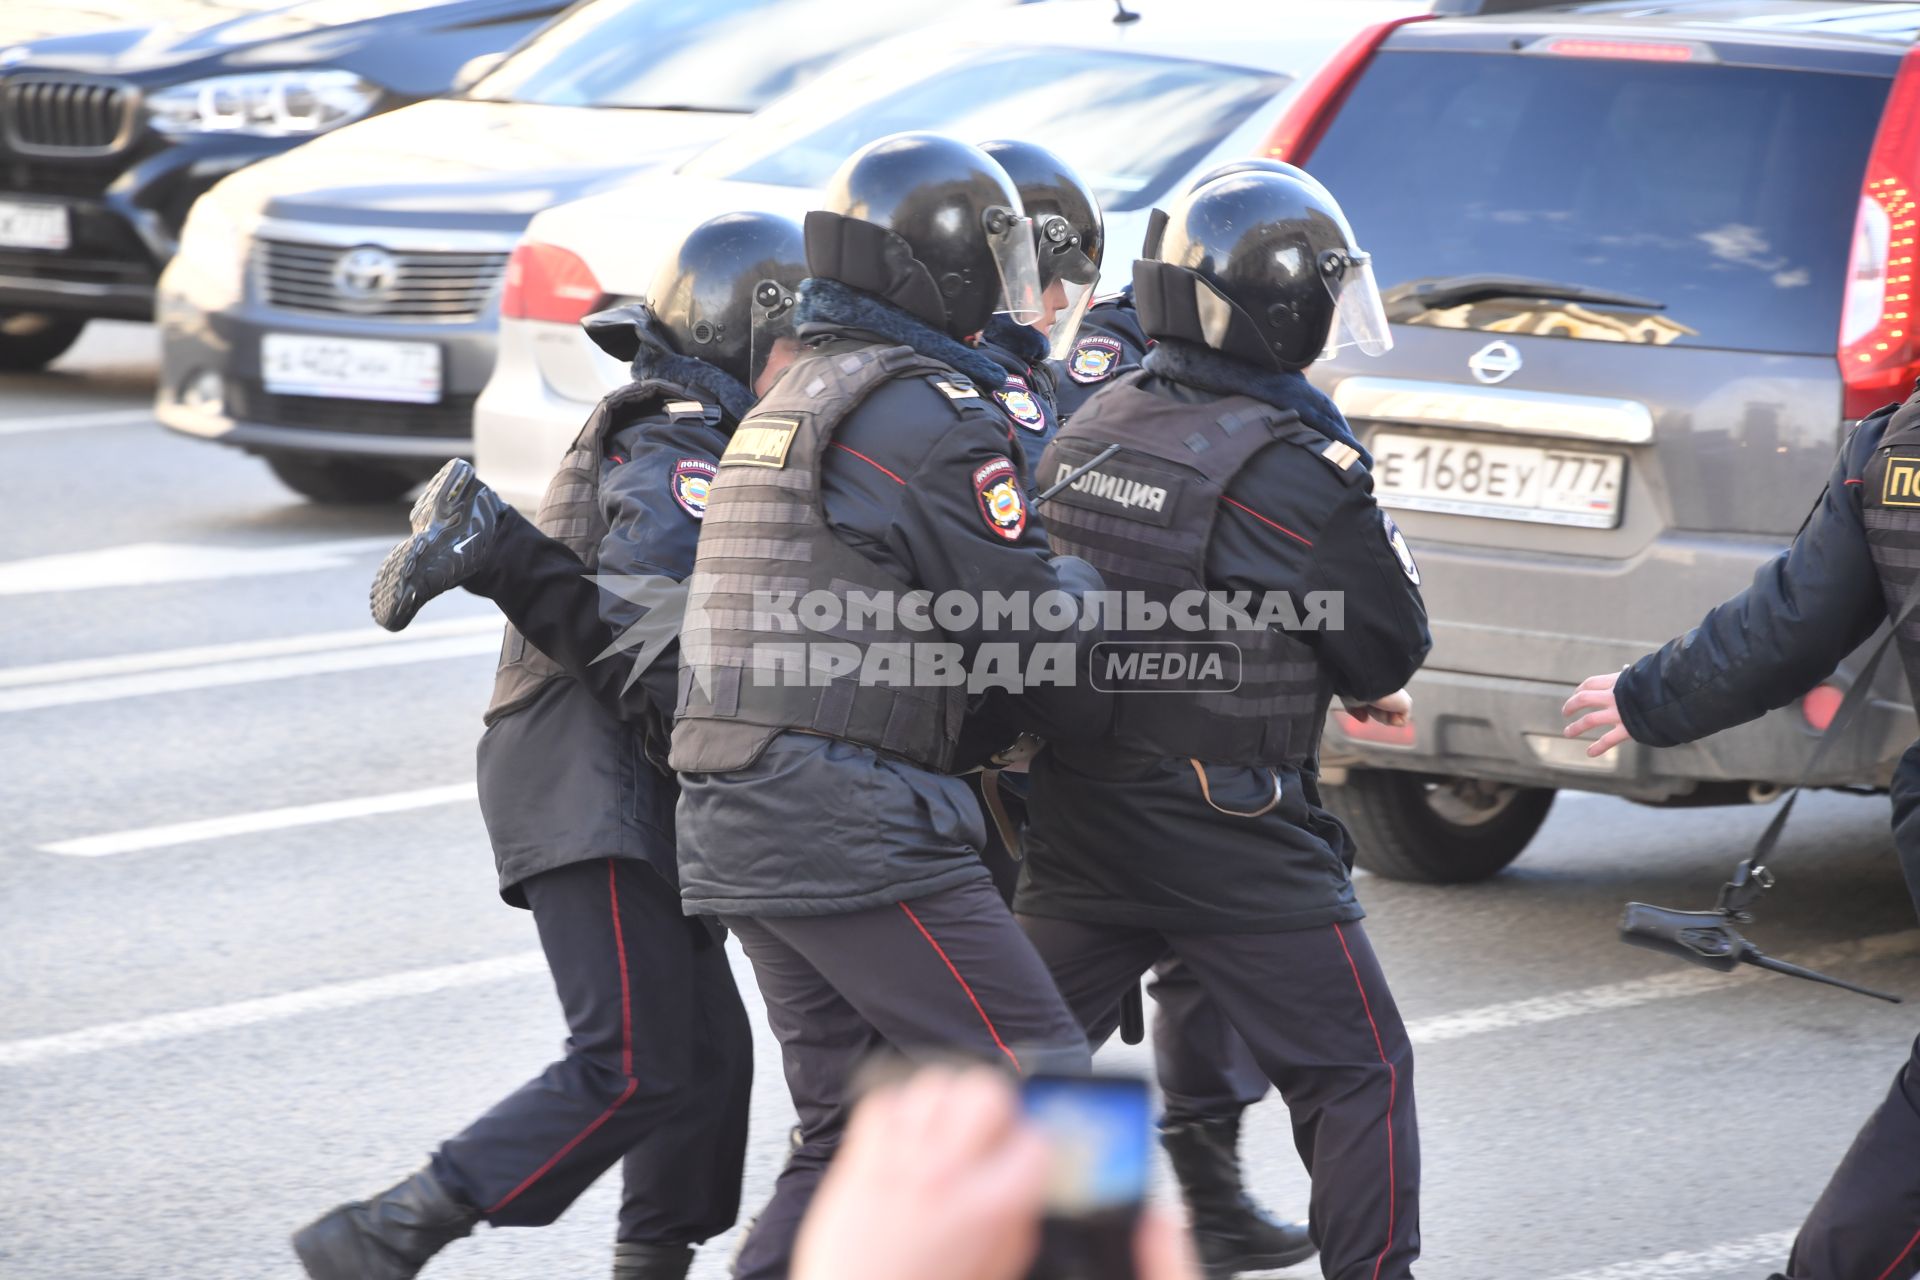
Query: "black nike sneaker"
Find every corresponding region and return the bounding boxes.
[369,458,506,632]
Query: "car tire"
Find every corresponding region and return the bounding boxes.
[0,313,87,371]
[265,454,422,504]
[1325,769,1555,884]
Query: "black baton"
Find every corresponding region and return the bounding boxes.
[1118,982,1145,1045]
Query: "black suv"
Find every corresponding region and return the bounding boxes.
[0,0,566,370]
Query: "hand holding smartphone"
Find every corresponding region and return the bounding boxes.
[1023,1072,1153,1280]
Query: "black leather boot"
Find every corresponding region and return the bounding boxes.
[291,1168,481,1280]
[1161,1116,1317,1279]
[612,1242,694,1279]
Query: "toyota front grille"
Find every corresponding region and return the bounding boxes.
[256,238,511,323]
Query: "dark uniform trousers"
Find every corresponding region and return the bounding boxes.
[972,772,1268,1120]
[722,876,1092,1280]
[428,858,753,1244]
[1786,1031,1920,1280]
[1018,913,1420,1280]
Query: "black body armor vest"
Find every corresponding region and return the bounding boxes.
[1861,398,1920,697]
[668,342,970,774]
[1038,371,1336,766]
[483,382,722,727]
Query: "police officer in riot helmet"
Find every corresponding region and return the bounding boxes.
[1054,157,1333,420]
[295,213,809,1280]
[1015,169,1432,1279]
[973,137,1103,473]
[1564,381,1920,1274]
[974,139,1316,1279]
[668,132,1107,1280]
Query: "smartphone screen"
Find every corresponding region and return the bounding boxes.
[1022,1073,1150,1280]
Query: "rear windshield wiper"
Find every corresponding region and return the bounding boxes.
[1383,274,1665,321]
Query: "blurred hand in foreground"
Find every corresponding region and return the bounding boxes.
[791,1065,1202,1280]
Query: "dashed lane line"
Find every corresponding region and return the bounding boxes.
[0,952,547,1068]
[0,615,501,713]
[1549,1230,1796,1280]
[0,408,153,437]
[1406,930,1920,1044]
[40,782,480,857]
[0,536,402,595]
[2,927,1911,1070]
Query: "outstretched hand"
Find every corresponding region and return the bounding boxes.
[1344,688,1412,727]
[1562,671,1634,758]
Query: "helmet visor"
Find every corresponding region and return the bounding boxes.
[1322,251,1392,359]
[984,205,1044,325]
[1045,278,1098,363]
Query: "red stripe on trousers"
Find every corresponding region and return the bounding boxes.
[898,902,1021,1071]
[1334,922,1399,1280]
[1873,1226,1920,1280]
[608,859,633,1078]
[487,859,637,1214]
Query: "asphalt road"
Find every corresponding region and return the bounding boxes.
[2,322,1917,1280]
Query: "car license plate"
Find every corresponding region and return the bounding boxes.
[0,199,70,251]
[1370,432,1624,529]
[261,334,442,404]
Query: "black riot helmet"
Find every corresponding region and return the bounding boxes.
[805,132,1043,340]
[1189,157,1326,196]
[978,138,1105,360]
[1139,161,1334,260]
[1134,170,1391,372]
[639,211,806,386]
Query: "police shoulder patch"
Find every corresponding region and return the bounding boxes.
[670,456,717,519]
[973,456,1028,541]
[1381,510,1420,584]
[1066,334,1124,385]
[993,374,1048,432]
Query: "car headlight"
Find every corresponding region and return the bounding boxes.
[147,70,381,137]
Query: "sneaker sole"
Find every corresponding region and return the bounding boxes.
[370,458,475,632]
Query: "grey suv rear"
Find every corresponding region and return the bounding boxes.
[1271,0,1920,880]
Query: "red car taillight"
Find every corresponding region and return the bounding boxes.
[501,241,604,325]
[1840,46,1920,421]
[1260,15,1432,164]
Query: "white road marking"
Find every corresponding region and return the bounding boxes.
[0,614,497,687]
[0,615,501,713]
[41,782,480,857]
[4,921,1913,1071]
[1550,1230,1796,1280]
[0,408,153,437]
[1407,931,1919,1044]
[0,536,399,595]
[0,952,547,1069]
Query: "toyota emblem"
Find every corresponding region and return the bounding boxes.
[333,246,398,302]
[1467,340,1522,385]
